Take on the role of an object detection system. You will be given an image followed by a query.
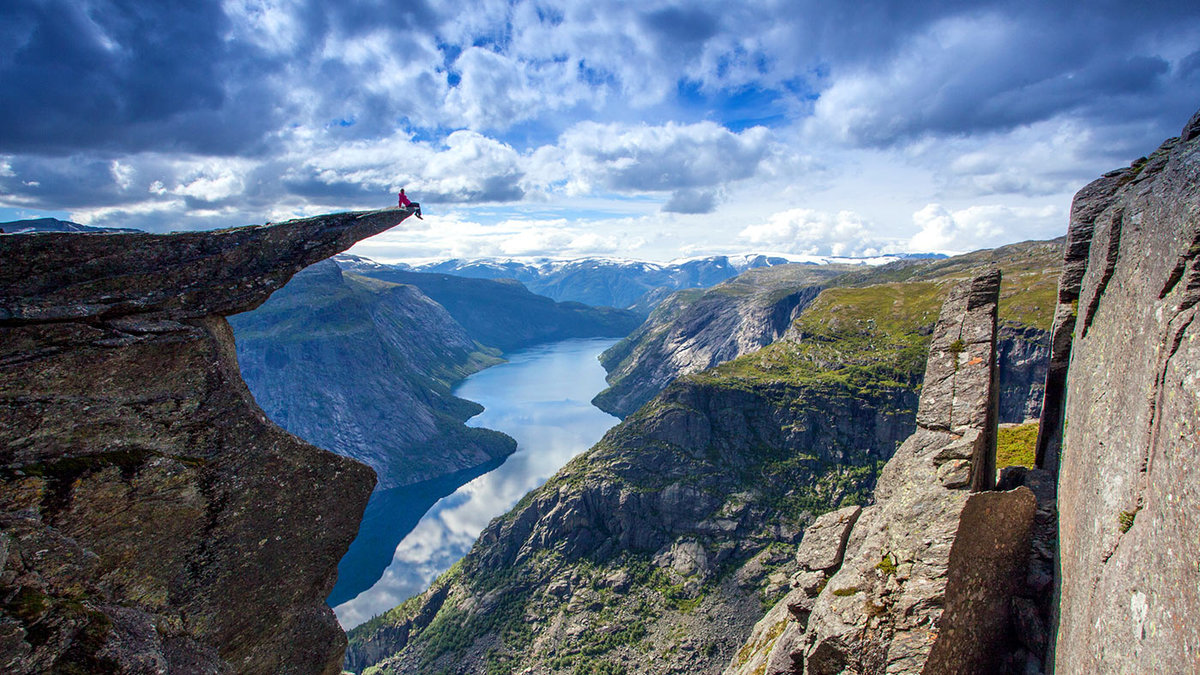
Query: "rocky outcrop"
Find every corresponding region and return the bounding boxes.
[0,210,405,673]
[593,265,853,418]
[732,271,1038,674]
[1049,111,1200,672]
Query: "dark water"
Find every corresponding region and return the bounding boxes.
[327,457,505,608]
[334,337,620,629]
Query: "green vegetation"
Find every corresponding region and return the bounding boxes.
[996,422,1039,470]
[1118,509,1138,533]
[831,587,860,597]
[875,553,898,576]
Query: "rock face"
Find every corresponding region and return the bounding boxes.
[231,260,514,490]
[732,271,1038,674]
[593,264,854,418]
[0,210,403,673]
[595,245,1057,422]
[1050,112,1200,672]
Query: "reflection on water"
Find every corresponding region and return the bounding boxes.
[327,457,505,608]
[334,337,620,629]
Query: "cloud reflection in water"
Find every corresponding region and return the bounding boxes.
[334,337,620,629]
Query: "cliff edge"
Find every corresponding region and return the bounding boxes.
[1048,109,1200,672]
[0,210,407,673]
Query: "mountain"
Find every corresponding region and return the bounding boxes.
[0,210,406,674]
[594,241,1058,422]
[347,253,931,311]
[229,260,514,491]
[336,265,643,352]
[343,239,1058,674]
[0,216,140,233]
[591,264,858,418]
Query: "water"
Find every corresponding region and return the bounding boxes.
[334,337,621,630]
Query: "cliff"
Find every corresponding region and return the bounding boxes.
[1047,109,1200,672]
[230,260,513,491]
[343,242,1058,674]
[0,210,406,673]
[596,243,1059,423]
[593,264,853,418]
[729,271,1037,674]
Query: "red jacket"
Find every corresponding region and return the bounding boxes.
[398,192,412,207]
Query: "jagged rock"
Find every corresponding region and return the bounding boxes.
[794,506,861,573]
[794,270,1036,675]
[1051,110,1200,672]
[0,210,406,673]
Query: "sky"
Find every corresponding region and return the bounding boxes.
[1,1,1198,262]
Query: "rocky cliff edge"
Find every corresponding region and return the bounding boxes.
[0,209,409,673]
[1048,107,1200,673]
[728,270,1037,674]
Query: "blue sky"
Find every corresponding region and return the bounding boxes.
[1,0,1197,261]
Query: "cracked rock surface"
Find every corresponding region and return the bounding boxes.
[1052,110,1200,674]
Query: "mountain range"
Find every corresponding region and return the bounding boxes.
[346,252,943,311]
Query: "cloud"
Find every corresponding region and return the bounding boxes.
[662,188,717,214]
[806,9,1199,147]
[908,202,1062,253]
[536,120,773,195]
[738,208,897,257]
[0,0,1195,260]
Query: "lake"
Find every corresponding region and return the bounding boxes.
[333,337,621,629]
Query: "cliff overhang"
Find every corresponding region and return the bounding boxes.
[0,209,409,674]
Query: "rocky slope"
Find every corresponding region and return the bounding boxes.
[596,242,1059,422]
[343,241,1057,675]
[728,271,1039,674]
[0,210,404,674]
[1047,108,1200,672]
[337,264,643,352]
[592,264,854,418]
[230,260,513,491]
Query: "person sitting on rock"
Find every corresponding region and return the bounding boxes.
[398,188,422,219]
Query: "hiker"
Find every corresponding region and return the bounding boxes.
[398,188,423,219]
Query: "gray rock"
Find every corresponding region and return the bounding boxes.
[798,270,1037,675]
[794,505,861,573]
[1051,108,1200,673]
[0,210,401,674]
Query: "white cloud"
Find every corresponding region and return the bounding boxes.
[909,203,1062,253]
[531,120,774,196]
[739,208,898,257]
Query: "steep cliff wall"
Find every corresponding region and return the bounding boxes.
[231,260,514,490]
[1050,110,1200,672]
[0,211,404,673]
[593,265,851,418]
[729,271,1037,675]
